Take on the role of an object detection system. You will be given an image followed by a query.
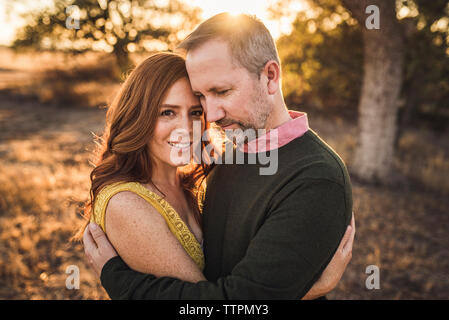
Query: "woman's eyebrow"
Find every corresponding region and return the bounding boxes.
[161,104,202,109]
[160,104,180,109]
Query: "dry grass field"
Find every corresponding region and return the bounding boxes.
[0,47,448,299]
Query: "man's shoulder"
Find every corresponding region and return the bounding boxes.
[282,130,350,186]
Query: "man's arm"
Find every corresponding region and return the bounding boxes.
[94,178,350,299]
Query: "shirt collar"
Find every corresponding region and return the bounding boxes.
[239,111,309,153]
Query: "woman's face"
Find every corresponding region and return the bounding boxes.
[150,77,205,168]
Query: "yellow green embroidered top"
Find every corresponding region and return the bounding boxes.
[90,181,205,270]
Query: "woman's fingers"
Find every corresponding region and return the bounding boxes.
[88,222,109,246]
[342,212,356,256]
[338,225,353,253]
[83,225,97,255]
[83,226,98,269]
[350,212,356,238]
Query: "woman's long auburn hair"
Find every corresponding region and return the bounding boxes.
[74,52,212,240]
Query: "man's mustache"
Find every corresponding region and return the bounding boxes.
[215,118,244,128]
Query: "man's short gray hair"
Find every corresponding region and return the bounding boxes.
[178,12,280,78]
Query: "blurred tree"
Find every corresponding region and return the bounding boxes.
[398,0,449,139]
[339,0,404,183]
[275,0,363,119]
[273,0,449,184]
[12,0,202,75]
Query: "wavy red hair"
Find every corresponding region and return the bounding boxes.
[74,52,211,240]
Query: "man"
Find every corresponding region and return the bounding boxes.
[83,13,354,299]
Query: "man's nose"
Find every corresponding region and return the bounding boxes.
[203,97,225,123]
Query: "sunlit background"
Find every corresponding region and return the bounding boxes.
[188,0,307,38]
[0,0,448,300]
[0,0,308,45]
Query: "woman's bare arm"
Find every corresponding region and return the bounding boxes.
[104,191,206,283]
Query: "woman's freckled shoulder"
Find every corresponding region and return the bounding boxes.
[106,191,164,224]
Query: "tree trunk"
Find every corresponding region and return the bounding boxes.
[340,0,404,183]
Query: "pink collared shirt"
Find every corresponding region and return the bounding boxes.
[240,111,309,153]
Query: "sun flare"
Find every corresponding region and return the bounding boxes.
[188,0,309,39]
[203,0,263,16]
[189,0,297,39]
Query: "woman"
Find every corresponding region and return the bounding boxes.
[77,52,353,298]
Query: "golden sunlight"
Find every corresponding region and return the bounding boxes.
[189,0,308,39]
[0,0,309,45]
[193,0,267,17]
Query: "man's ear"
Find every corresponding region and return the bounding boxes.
[262,60,281,95]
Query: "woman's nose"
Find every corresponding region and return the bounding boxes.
[170,127,190,143]
[171,114,192,141]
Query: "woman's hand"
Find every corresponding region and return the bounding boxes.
[302,213,356,300]
[83,223,118,277]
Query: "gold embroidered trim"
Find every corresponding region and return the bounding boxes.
[92,181,204,270]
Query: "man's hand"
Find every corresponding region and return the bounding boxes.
[302,212,356,300]
[83,222,118,277]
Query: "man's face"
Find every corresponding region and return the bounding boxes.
[186,39,273,135]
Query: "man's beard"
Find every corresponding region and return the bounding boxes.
[216,83,273,145]
[248,82,273,130]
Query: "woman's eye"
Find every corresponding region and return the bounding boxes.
[192,110,203,116]
[160,110,174,116]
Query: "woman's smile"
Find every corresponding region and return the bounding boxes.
[168,141,193,150]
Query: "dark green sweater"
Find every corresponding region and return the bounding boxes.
[100,129,353,299]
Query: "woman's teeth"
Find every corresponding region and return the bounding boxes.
[168,142,191,148]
